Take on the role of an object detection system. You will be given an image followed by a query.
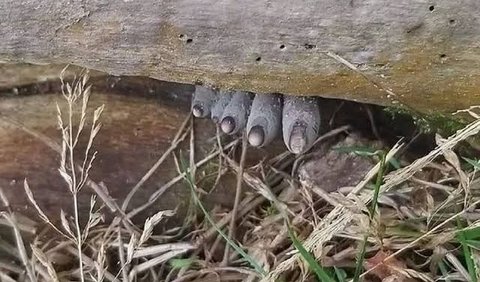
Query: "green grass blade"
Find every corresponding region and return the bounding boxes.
[466,240,480,251]
[353,152,387,282]
[368,153,386,216]
[334,266,347,282]
[463,157,480,170]
[332,145,377,157]
[178,155,267,277]
[287,225,336,282]
[334,146,400,169]
[456,219,478,282]
[462,226,480,240]
[387,157,401,169]
[439,259,451,282]
[352,235,368,282]
[169,258,196,270]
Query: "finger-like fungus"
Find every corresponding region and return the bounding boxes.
[191,85,217,118]
[210,90,233,123]
[220,91,252,135]
[282,96,320,154]
[246,93,282,147]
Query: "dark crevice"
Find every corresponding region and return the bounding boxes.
[304,43,316,49]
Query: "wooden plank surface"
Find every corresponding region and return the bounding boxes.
[1,1,480,112]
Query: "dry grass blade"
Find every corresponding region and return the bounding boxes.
[116,227,129,282]
[0,188,38,281]
[126,234,137,264]
[23,180,48,224]
[0,272,16,282]
[24,179,70,238]
[0,237,21,259]
[0,191,36,235]
[200,186,280,247]
[94,244,106,282]
[223,154,288,213]
[361,197,480,279]
[303,180,342,208]
[223,133,248,265]
[82,196,104,241]
[175,153,267,277]
[1,213,37,282]
[60,209,75,239]
[454,106,480,119]
[132,242,196,258]
[129,249,191,280]
[446,251,470,281]
[0,188,10,208]
[242,172,289,214]
[65,246,119,282]
[170,267,260,282]
[138,210,175,246]
[31,244,59,282]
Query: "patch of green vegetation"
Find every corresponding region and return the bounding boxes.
[262,203,278,216]
[463,157,480,171]
[420,113,467,135]
[169,257,197,270]
[384,106,467,135]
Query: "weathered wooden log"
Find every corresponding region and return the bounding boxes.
[1,0,480,113]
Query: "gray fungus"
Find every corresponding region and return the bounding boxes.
[191,85,320,154]
[220,91,252,135]
[191,86,217,118]
[247,93,282,147]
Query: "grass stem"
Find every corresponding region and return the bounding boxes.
[353,151,386,282]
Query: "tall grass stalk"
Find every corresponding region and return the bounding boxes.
[353,151,387,282]
[54,68,104,281]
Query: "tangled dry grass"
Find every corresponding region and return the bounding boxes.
[2,69,480,281]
